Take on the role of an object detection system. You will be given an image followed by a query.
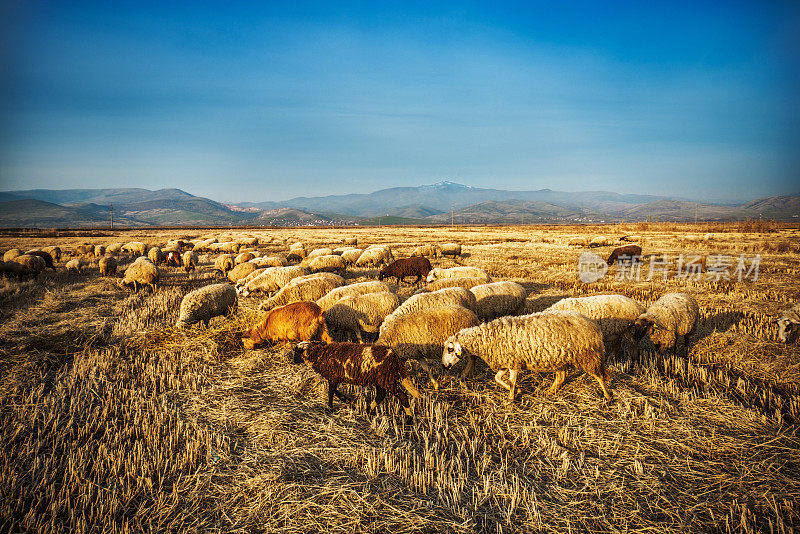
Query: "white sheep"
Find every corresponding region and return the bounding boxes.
[634,293,700,353]
[568,237,589,246]
[42,246,62,262]
[183,250,198,273]
[237,265,309,297]
[227,261,258,283]
[426,266,491,284]
[3,249,23,262]
[378,305,480,388]
[411,245,439,259]
[470,281,527,322]
[546,294,646,357]
[122,260,159,292]
[99,256,117,277]
[176,283,238,328]
[340,248,364,265]
[214,254,235,276]
[442,310,611,401]
[325,291,400,342]
[355,246,394,267]
[258,272,345,311]
[439,243,462,258]
[122,242,148,256]
[250,255,288,268]
[589,236,613,248]
[235,251,256,264]
[306,247,334,260]
[414,276,487,294]
[307,254,346,274]
[316,280,391,310]
[148,246,164,265]
[381,287,477,336]
[105,243,124,256]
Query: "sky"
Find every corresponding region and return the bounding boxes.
[1,1,799,204]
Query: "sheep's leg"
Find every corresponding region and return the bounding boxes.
[415,359,439,390]
[388,382,413,417]
[494,369,512,392]
[327,379,348,409]
[461,356,476,379]
[506,369,519,402]
[354,329,364,343]
[610,336,622,359]
[369,386,387,414]
[547,370,567,395]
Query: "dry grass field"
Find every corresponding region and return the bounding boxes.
[2,222,800,533]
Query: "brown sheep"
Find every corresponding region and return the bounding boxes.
[607,245,642,266]
[165,251,182,267]
[242,301,333,349]
[379,257,432,286]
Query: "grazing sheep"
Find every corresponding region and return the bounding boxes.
[242,301,332,348]
[290,241,305,251]
[379,257,432,286]
[176,283,238,328]
[12,254,46,276]
[210,241,240,254]
[325,291,400,342]
[292,341,420,417]
[343,237,358,246]
[469,281,527,322]
[439,243,462,258]
[165,251,182,267]
[426,266,491,284]
[634,293,700,354]
[250,255,287,268]
[122,260,159,292]
[340,248,364,266]
[589,236,613,248]
[442,310,611,401]
[1,260,31,280]
[235,251,256,264]
[66,257,87,274]
[227,261,258,283]
[147,247,164,265]
[24,250,56,271]
[777,304,800,343]
[411,245,439,259]
[122,242,148,256]
[620,235,641,242]
[681,235,702,243]
[383,287,477,335]
[237,237,259,247]
[42,246,62,262]
[3,249,23,262]
[307,247,334,260]
[355,247,394,267]
[238,268,266,287]
[258,272,345,311]
[606,245,643,266]
[99,256,117,277]
[238,265,309,297]
[93,244,106,257]
[105,243,124,256]
[214,254,235,277]
[378,305,480,388]
[568,237,589,247]
[286,252,304,264]
[546,295,646,357]
[316,280,391,310]
[183,250,198,273]
[414,276,487,294]
[307,255,346,274]
[74,244,94,255]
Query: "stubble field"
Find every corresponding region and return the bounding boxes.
[1,223,799,533]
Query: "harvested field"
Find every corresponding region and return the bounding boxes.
[1,223,799,533]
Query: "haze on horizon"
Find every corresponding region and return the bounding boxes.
[1,1,799,205]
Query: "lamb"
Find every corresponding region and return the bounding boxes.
[426,266,491,284]
[411,245,439,259]
[442,310,612,401]
[469,281,527,322]
[164,251,182,267]
[355,247,394,267]
[546,295,646,357]
[3,249,22,262]
[292,341,420,417]
[122,260,159,292]
[235,251,256,264]
[606,245,643,266]
[227,261,258,283]
[325,291,400,342]
[122,242,148,256]
[316,280,391,310]
[183,250,198,273]
[242,301,332,348]
[24,250,56,271]
[378,257,431,286]
[634,293,700,354]
[66,257,87,274]
[568,237,589,247]
[340,248,364,266]
[258,272,345,311]
[307,247,334,260]
[382,287,477,335]
[99,256,117,277]
[777,304,800,343]
[250,255,287,268]
[439,243,462,259]
[214,254,235,276]
[703,233,715,241]
[377,305,480,388]
[93,244,106,256]
[414,276,487,294]
[307,255,346,274]
[42,246,62,262]
[589,236,613,248]
[176,283,238,328]
[237,265,309,297]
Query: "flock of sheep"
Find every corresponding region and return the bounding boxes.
[2,234,798,419]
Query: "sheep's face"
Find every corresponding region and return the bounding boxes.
[426,270,438,284]
[634,317,655,341]
[778,317,798,343]
[442,340,463,369]
[292,341,312,364]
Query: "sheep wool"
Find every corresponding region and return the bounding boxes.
[235,251,256,264]
[382,287,476,335]
[227,261,258,283]
[442,310,611,401]
[567,237,589,247]
[439,243,462,258]
[214,254,235,276]
[123,242,148,256]
[66,257,86,274]
[414,276,487,295]
[316,280,391,310]
[238,265,309,296]
[259,272,345,311]
[13,254,46,274]
[183,250,198,273]
[411,245,439,259]
[148,246,164,265]
[340,248,363,265]
[176,283,238,328]
[250,255,287,268]
[470,281,527,321]
[778,304,800,343]
[307,255,346,274]
[426,266,491,284]
[42,246,62,262]
[325,291,400,342]
[123,260,159,292]
[635,293,699,353]
[99,256,117,277]
[3,249,22,262]
[307,247,334,260]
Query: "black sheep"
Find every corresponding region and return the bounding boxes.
[292,341,420,417]
[607,245,642,266]
[379,257,432,286]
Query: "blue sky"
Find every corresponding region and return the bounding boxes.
[1,1,798,203]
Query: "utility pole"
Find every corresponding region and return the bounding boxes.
[694,203,698,225]
[110,203,113,230]
[451,204,454,227]
[521,213,524,226]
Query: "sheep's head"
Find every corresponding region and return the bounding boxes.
[442,339,463,369]
[378,266,388,281]
[292,341,312,364]
[426,269,439,284]
[633,315,656,341]
[778,316,799,343]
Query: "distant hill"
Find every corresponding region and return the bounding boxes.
[0,199,144,227]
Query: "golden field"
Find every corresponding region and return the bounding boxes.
[1,222,799,533]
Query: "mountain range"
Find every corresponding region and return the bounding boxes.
[0,183,797,227]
